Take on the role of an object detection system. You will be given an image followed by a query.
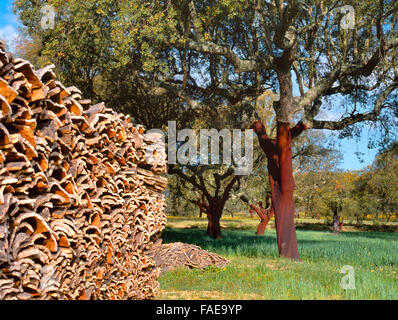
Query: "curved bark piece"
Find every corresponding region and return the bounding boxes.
[0,95,12,119]
[0,78,18,103]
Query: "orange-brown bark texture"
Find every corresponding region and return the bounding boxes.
[250,120,306,260]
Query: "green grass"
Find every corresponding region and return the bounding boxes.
[157,225,398,300]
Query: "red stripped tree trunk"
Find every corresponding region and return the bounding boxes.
[249,193,274,235]
[274,123,300,259]
[251,120,305,260]
[250,203,274,235]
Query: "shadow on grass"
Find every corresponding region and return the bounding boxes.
[161,226,398,266]
[161,227,279,257]
[162,227,276,246]
[296,222,398,233]
[161,227,342,259]
[162,226,392,248]
[295,228,398,241]
[337,230,398,241]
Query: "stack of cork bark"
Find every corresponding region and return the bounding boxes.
[0,43,167,300]
[148,242,229,273]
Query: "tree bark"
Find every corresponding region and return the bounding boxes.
[195,196,224,239]
[206,198,225,239]
[331,200,342,234]
[274,122,300,259]
[250,120,304,260]
[333,211,341,234]
[250,203,274,235]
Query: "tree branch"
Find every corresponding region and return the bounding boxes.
[168,165,211,199]
[290,121,308,140]
[311,82,398,130]
[182,39,274,73]
[222,175,239,204]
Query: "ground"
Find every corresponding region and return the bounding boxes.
[157,216,398,300]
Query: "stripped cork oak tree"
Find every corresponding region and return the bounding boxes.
[249,193,274,235]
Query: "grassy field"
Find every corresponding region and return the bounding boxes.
[157,217,398,300]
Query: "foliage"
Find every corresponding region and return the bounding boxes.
[13,0,398,222]
[13,0,189,128]
[367,142,398,221]
[295,147,398,222]
[294,132,342,218]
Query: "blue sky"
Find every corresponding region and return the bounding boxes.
[0,1,379,171]
[0,0,21,51]
[326,129,377,171]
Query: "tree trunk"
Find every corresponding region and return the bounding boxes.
[206,198,224,239]
[206,211,213,236]
[195,196,224,239]
[333,210,341,234]
[251,120,302,260]
[258,207,274,235]
[209,213,222,239]
[273,122,300,260]
[249,196,274,235]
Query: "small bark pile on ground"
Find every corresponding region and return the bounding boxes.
[0,42,167,300]
[148,241,229,273]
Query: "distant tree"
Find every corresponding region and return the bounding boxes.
[169,165,240,239]
[317,170,362,230]
[347,169,373,223]
[167,99,248,239]
[165,173,198,217]
[367,142,398,222]
[294,131,342,219]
